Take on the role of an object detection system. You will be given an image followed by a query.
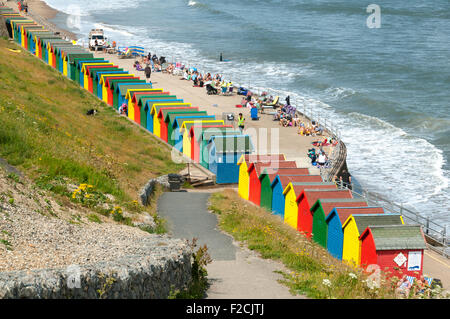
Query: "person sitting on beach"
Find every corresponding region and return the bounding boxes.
[205,73,212,81]
[273,109,281,121]
[396,275,412,298]
[191,72,198,83]
[314,123,324,136]
[298,124,305,135]
[228,82,234,95]
[164,63,174,74]
[221,81,228,95]
[317,151,327,168]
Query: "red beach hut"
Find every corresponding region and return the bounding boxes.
[248,161,301,206]
[359,225,427,279]
[105,76,139,106]
[296,189,353,238]
[189,125,235,162]
[237,154,286,200]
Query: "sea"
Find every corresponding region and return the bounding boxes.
[43,0,450,236]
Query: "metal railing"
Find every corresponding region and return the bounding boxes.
[335,181,449,254]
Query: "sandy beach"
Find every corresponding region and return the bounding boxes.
[94,49,333,174]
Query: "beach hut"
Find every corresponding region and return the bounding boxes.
[117,84,156,112]
[282,181,337,230]
[180,120,227,158]
[296,189,353,238]
[102,76,138,105]
[125,88,162,118]
[310,198,369,248]
[76,58,106,85]
[29,31,53,57]
[271,172,326,218]
[146,101,188,134]
[99,74,135,101]
[88,67,123,95]
[192,127,238,165]
[159,109,205,143]
[359,225,427,278]
[139,95,179,131]
[104,78,141,106]
[99,73,135,100]
[110,80,147,109]
[258,168,322,212]
[58,48,88,77]
[65,53,94,80]
[4,17,28,39]
[116,83,153,109]
[153,104,194,138]
[207,135,254,184]
[85,66,121,91]
[45,39,70,68]
[93,69,127,97]
[80,62,114,90]
[132,93,174,123]
[249,162,302,207]
[342,213,404,266]
[237,154,286,200]
[176,118,223,153]
[36,35,61,61]
[166,110,209,145]
[131,92,180,126]
[326,207,385,260]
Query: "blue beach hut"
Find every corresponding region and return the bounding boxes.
[325,207,385,260]
[207,135,254,184]
[75,59,105,85]
[145,99,184,133]
[95,71,128,99]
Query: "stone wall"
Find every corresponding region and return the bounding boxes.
[0,237,192,299]
[139,174,186,206]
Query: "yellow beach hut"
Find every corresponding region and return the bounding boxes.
[81,63,114,90]
[237,154,286,200]
[180,120,225,158]
[125,89,164,122]
[342,213,404,267]
[100,74,135,103]
[151,103,192,137]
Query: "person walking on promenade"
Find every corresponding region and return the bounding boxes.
[238,113,245,134]
[144,64,151,83]
[340,168,352,190]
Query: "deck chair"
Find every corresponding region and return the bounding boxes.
[406,275,416,286]
[118,47,133,59]
[262,96,279,106]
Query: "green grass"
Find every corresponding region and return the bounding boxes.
[0,38,185,204]
[87,213,103,224]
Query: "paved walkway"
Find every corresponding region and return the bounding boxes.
[157,192,305,299]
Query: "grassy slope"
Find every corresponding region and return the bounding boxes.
[0,38,185,203]
[209,190,402,299]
